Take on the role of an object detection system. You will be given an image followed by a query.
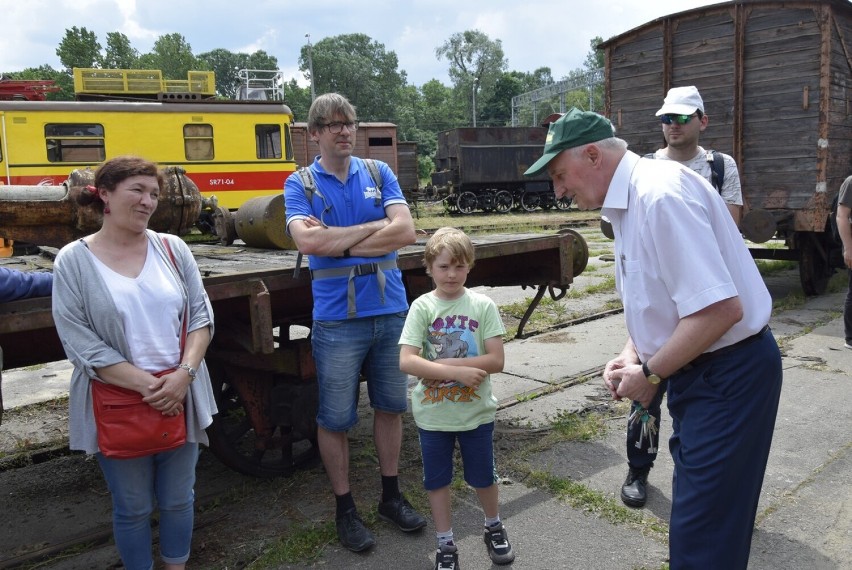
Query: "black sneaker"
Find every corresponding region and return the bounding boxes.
[435,543,460,570]
[483,522,515,564]
[335,507,375,552]
[377,494,427,532]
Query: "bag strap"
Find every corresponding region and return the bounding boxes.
[293,167,319,279]
[363,158,383,206]
[160,236,189,354]
[706,150,725,194]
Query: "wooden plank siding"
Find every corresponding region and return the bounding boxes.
[601,0,852,234]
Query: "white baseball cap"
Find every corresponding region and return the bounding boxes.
[655,86,705,116]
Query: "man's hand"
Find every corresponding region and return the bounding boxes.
[603,352,638,399]
[610,364,659,408]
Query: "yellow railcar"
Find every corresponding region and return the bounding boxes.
[0,99,296,209]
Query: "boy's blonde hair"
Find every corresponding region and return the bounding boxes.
[423,227,475,274]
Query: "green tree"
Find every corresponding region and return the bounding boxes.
[479,71,525,126]
[138,33,200,80]
[196,48,242,97]
[419,79,464,133]
[435,30,507,126]
[585,36,605,71]
[56,27,102,73]
[5,66,74,100]
[198,49,280,98]
[300,34,406,122]
[283,78,312,122]
[102,32,139,69]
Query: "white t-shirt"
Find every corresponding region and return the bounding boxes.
[87,240,183,372]
[654,146,743,206]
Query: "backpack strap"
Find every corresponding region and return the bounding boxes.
[293,167,321,279]
[363,158,383,206]
[706,150,725,194]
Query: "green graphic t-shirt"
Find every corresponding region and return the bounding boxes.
[399,288,505,432]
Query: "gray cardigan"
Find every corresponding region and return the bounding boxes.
[52,230,217,455]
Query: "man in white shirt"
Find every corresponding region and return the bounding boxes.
[525,108,782,570]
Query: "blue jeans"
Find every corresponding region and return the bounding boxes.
[96,442,199,570]
[418,422,497,490]
[311,312,409,431]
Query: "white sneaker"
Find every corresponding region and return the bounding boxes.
[845,342,852,349]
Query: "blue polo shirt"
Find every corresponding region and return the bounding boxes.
[284,156,410,321]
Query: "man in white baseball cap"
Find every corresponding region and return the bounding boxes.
[619,85,745,511]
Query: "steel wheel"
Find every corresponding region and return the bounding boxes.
[458,191,478,214]
[495,190,513,213]
[556,196,572,210]
[520,191,540,212]
[206,360,318,478]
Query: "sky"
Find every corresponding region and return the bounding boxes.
[2,0,724,88]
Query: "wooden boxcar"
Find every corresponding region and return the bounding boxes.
[599,0,852,294]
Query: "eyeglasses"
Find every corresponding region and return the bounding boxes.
[660,113,698,125]
[321,121,358,134]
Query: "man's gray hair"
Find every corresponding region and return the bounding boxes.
[568,137,628,156]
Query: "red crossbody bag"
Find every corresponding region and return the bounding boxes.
[91,237,188,459]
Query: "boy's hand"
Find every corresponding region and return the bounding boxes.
[454,366,487,389]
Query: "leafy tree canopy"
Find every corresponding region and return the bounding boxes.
[102,32,139,70]
[137,33,200,80]
[197,49,279,98]
[56,26,102,72]
[299,33,407,123]
[435,30,507,125]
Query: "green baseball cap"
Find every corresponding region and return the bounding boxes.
[524,108,615,177]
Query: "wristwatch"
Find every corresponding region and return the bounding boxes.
[178,363,197,381]
[641,361,662,385]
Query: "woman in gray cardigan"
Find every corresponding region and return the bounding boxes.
[52,156,216,570]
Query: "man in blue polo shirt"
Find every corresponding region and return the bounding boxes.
[284,92,426,553]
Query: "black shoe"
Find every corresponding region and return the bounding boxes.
[377,494,427,532]
[335,508,375,552]
[620,467,649,508]
[483,522,515,565]
[435,543,460,570]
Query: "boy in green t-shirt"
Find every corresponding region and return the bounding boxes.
[399,227,515,570]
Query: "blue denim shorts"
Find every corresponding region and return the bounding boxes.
[311,312,409,432]
[418,422,497,490]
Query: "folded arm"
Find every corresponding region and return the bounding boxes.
[290,203,416,258]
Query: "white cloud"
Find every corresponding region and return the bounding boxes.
[1,0,722,86]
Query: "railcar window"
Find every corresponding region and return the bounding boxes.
[368,137,393,147]
[45,124,105,163]
[184,124,214,160]
[256,124,282,159]
[284,124,293,161]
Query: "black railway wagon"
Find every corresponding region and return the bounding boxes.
[431,127,572,214]
[599,0,852,295]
